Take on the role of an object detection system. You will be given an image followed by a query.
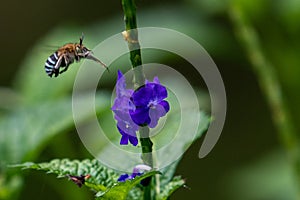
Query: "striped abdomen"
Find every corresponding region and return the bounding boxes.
[45,52,59,77]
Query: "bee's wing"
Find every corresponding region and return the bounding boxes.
[40,45,60,52]
[43,44,60,49]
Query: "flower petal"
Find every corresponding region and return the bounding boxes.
[159,100,170,113]
[148,101,169,128]
[131,86,153,106]
[113,73,170,144]
[117,126,129,145]
[152,83,168,101]
[120,135,129,145]
[115,70,134,98]
[117,118,139,132]
[118,174,130,182]
[132,164,152,173]
[131,172,143,178]
[148,109,160,128]
[128,135,138,146]
[117,125,138,146]
[112,97,135,117]
[116,70,125,97]
[117,164,151,182]
[117,70,123,81]
[152,76,160,84]
[120,135,128,145]
[130,107,151,126]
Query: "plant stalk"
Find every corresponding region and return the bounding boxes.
[229,5,300,198]
[121,0,145,88]
[121,0,154,199]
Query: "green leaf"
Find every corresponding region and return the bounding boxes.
[126,187,143,200]
[96,171,160,200]
[14,159,160,200]
[14,159,119,191]
[0,92,110,167]
[158,176,185,200]
[0,98,74,165]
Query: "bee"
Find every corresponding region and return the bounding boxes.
[45,34,108,77]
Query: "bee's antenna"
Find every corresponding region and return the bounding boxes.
[80,33,84,46]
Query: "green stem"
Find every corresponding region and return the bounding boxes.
[229,4,300,196]
[121,0,154,199]
[139,126,153,166]
[121,0,145,87]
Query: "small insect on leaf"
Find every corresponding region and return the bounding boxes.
[45,34,108,78]
[67,174,91,188]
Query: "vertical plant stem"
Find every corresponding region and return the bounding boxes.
[121,0,153,166]
[229,5,300,196]
[139,126,153,166]
[121,0,153,199]
[121,0,145,88]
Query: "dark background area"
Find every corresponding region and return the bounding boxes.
[1,0,121,86]
[1,0,299,199]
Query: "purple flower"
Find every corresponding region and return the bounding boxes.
[112,71,139,146]
[130,77,170,128]
[112,70,170,146]
[117,172,142,182]
[117,164,151,182]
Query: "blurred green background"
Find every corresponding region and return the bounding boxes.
[1,0,300,199]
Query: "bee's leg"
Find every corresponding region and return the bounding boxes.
[77,53,84,59]
[75,50,81,62]
[75,55,80,62]
[60,68,67,74]
[53,56,63,77]
[59,55,70,74]
[59,65,69,74]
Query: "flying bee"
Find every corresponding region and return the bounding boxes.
[45,34,108,77]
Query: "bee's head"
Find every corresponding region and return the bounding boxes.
[75,33,107,69]
[75,44,90,54]
[75,34,91,56]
